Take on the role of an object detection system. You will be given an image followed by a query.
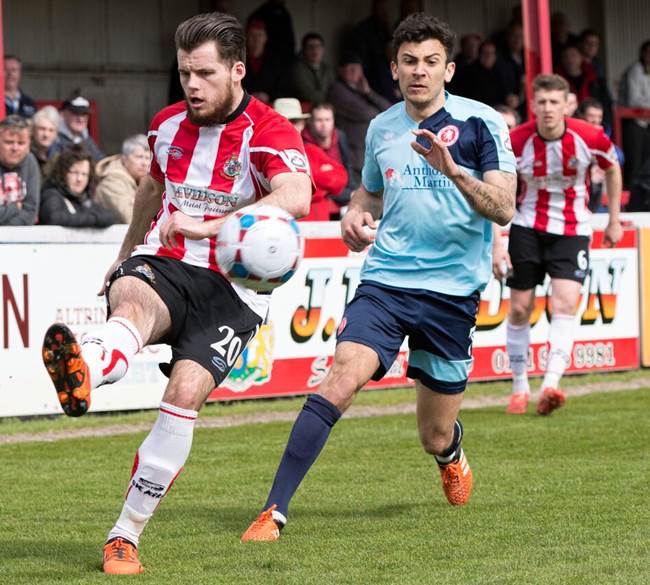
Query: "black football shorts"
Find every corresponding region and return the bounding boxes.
[506,224,590,290]
[107,255,262,386]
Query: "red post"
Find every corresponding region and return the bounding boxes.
[0,0,5,119]
[522,0,552,118]
[613,106,650,147]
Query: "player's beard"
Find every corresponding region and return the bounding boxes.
[185,84,237,126]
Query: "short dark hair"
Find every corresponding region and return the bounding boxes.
[495,104,520,119]
[640,39,650,62]
[577,97,603,117]
[175,12,245,65]
[532,74,570,96]
[479,40,497,53]
[4,54,21,64]
[561,43,581,55]
[310,102,335,115]
[579,28,600,42]
[392,13,455,61]
[302,32,324,50]
[51,145,95,192]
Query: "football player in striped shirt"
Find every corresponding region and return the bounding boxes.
[41,12,312,574]
[493,74,623,415]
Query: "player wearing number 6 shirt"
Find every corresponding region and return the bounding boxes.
[241,14,516,542]
[492,74,623,416]
[40,13,311,575]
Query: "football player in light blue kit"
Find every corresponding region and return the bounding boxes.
[242,13,517,541]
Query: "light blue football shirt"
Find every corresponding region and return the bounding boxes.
[360,92,516,296]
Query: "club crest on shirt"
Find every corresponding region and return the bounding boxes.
[221,154,242,180]
[437,124,459,146]
[167,145,184,160]
[568,156,578,169]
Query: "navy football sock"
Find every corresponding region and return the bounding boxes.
[264,394,341,520]
[434,419,463,466]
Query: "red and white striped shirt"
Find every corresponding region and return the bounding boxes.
[510,117,616,236]
[133,95,309,316]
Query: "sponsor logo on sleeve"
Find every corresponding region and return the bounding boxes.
[285,149,308,170]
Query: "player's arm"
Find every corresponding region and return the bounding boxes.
[99,175,164,294]
[491,223,512,279]
[411,128,516,226]
[603,161,623,247]
[255,171,312,218]
[341,184,383,252]
[159,171,312,249]
[452,169,516,226]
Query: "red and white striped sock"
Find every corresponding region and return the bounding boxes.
[80,317,143,389]
[107,402,197,546]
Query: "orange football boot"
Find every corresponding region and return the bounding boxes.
[42,323,91,417]
[103,537,143,575]
[506,392,529,414]
[439,448,473,506]
[536,387,566,416]
[241,504,282,542]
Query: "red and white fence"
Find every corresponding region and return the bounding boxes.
[0,216,646,417]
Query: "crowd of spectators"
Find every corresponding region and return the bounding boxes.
[3,2,650,225]
[1,47,150,227]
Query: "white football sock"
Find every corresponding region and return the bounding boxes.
[542,314,576,389]
[506,321,531,394]
[107,402,197,546]
[80,317,143,389]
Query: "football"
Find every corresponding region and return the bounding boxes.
[216,204,304,292]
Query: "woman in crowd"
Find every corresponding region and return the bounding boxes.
[39,145,114,227]
[95,134,150,223]
[30,105,60,180]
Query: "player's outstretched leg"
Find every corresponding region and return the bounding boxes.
[42,323,92,417]
[435,420,473,506]
[241,393,342,542]
[42,317,142,417]
[242,341,377,542]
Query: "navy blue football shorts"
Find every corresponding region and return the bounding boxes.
[336,281,479,394]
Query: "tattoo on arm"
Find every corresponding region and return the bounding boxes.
[453,171,516,225]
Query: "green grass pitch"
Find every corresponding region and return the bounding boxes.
[1,379,649,584]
